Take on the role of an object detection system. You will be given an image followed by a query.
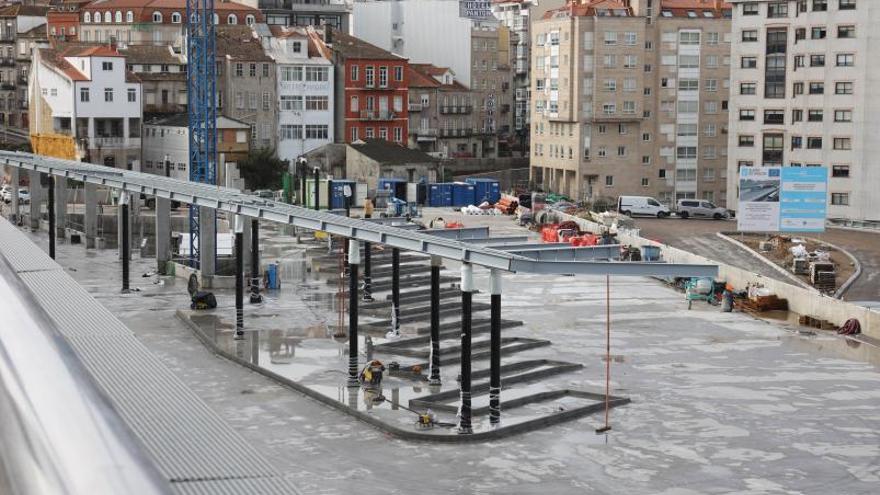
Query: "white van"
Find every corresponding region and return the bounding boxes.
[617,196,671,218]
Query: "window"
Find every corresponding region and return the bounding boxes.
[838,25,855,38]
[245,15,255,26]
[152,11,162,23]
[768,2,788,17]
[704,124,717,137]
[839,0,856,10]
[677,100,698,113]
[831,193,849,205]
[834,109,852,122]
[836,82,853,95]
[102,61,113,71]
[796,28,806,41]
[604,31,617,45]
[707,32,719,45]
[249,63,256,77]
[624,55,637,69]
[602,103,616,115]
[741,56,757,69]
[104,87,113,102]
[833,137,851,150]
[677,146,697,159]
[227,14,238,25]
[836,54,854,67]
[739,135,755,147]
[809,82,824,94]
[810,54,825,67]
[126,11,133,22]
[235,63,243,77]
[832,165,850,177]
[378,66,388,87]
[305,125,328,140]
[80,87,89,102]
[235,92,244,109]
[280,125,302,140]
[171,12,181,23]
[742,30,758,42]
[763,134,784,164]
[605,175,614,187]
[706,55,719,68]
[262,92,270,110]
[678,79,698,91]
[739,109,756,121]
[351,65,358,81]
[677,124,697,136]
[603,55,616,68]
[810,27,826,40]
[603,79,617,91]
[807,137,823,149]
[679,55,699,68]
[617,146,626,157]
[740,82,757,95]
[84,12,91,23]
[764,109,784,124]
[305,67,328,81]
[794,55,804,68]
[394,66,403,81]
[808,109,823,122]
[365,66,374,87]
[813,0,828,11]
[792,109,804,122]
[791,136,803,149]
[622,101,636,114]
[305,95,328,110]
[127,88,136,102]
[743,2,759,15]
[679,32,700,45]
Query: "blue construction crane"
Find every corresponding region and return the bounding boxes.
[186,0,217,268]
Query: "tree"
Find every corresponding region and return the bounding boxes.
[238,149,286,191]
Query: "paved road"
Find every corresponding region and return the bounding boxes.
[635,218,880,302]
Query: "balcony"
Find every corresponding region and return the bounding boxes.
[407,102,422,112]
[359,110,395,120]
[439,105,473,115]
[259,0,348,12]
[415,128,437,141]
[0,58,14,67]
[0,82,15,91]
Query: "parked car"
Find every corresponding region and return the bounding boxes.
[0,185,11,202]
[676,199,729,220]
[17,188,29,204]
[617,195,671,218]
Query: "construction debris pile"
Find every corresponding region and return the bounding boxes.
[752,235,845,294]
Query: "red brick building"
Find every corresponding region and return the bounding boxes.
[313,27,408,145]
[47,1,92,43]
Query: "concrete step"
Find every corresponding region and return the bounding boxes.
[359,287,462,310]
[325,264,432,283]
[362,302,491,329]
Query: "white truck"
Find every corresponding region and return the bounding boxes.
[616,196,671,218]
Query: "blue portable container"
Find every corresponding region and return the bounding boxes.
[428,183,453,207]
[266,263,280,289]
[378,178,407,200]
[451,183,476,207]
[329,180,355,209]
[466,178,501,204]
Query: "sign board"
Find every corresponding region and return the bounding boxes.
[460,0,493,20]
[737,166,827,232]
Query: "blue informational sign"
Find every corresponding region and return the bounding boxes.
[779,167,827,232]
[737,166,827,232]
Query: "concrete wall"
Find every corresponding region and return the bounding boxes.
[443,156,529,177]
[554,210,880,340]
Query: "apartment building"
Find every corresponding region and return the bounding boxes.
[259,0,351,31]
[312,27,409,145]
[216,25,277,151]
[407,63,485,158]
[530,0,731,205]
[30,45,143,168]
[492,0,567,149]
[726,0,879,222]
[120,45,187,116]
[77,0,262,46]
[0,4,48,131]
[263,25,334,162]
[352,0,513,156]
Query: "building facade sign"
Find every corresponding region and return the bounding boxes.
[460,1,493,20]
[737,167,827,232]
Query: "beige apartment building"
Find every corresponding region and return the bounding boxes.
[530,0,732,206]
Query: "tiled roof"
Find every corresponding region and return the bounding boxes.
[216,25,272,62]
[543,0,633,19]
[323,27,405,61]
[39,48,88,81]
[267,25,325,59]
[0,4,50,17]
[145,113,250,129]
[660,0,732,16]
[40,43,141,82]
[119,45,182,65]
[349,139,439,165]
[408,64,469,91]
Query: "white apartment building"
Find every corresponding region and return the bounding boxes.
[263,26,334,162]
[726,0,880,222]
[30,45,142,169]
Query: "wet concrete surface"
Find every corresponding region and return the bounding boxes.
[13,223,880,494]
[636,217,880,302]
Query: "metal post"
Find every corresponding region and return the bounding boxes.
[249,219,262,303]
[313,166,319,211]
[428,255,442,385]
[28,170,40,231]
[155,197,171,273]
[9,167,18,223]
[47,175,55,259]
[84,182,97,249]
[347,239,360,387]
[234,216,244,339]
[391,248,400,334]
[459,262,473,434]
[54,176,66,240]
[489,269,502,425]
[299,165,307,207]
[362,241,373,302]
[120,192,130,293]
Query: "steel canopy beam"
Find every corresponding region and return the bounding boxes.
[0,152,718,279]
[464,236,531,245]
[419,227,490,240]
[502,244,619,262]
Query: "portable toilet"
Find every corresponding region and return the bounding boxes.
[451,182,476,207]
[428,183,453,207]
[329,180,356,209]
[466,178,501,204]
[304,178,330,209]
[378,177,408,201]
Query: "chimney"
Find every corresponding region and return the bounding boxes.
[324,23,332,46]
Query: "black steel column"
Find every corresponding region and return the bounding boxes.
[300,167,307,206]
[47,175,55,259]
[120,194,130,293]
[489,269,502,424]
[235,218,244,339]
[459,263,473,434]
[347,240,360,386]
[250,219,262,303]
[429,255,442,385]
[391,248,400,333]
[313,167,320,211]
[362,241,373,302]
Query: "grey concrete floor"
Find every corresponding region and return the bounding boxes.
[14,224,880,495]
